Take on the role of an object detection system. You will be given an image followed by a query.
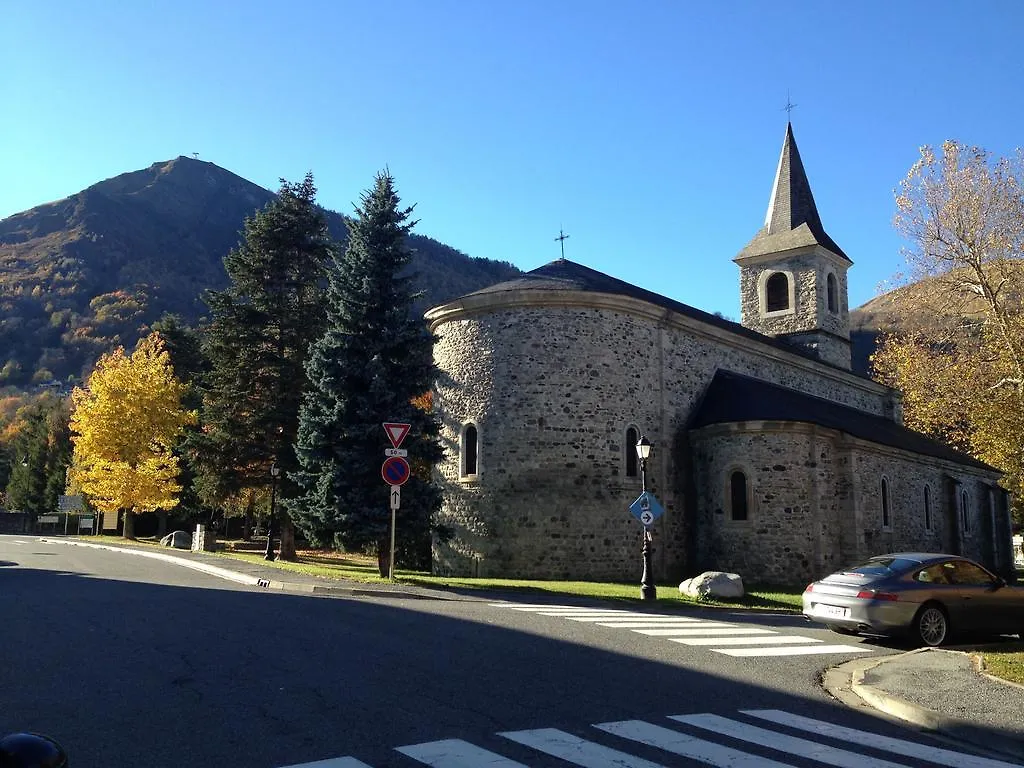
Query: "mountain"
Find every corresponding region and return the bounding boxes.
[0,157,521,388]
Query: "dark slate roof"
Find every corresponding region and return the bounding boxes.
[458,258,875,378]
[737,123,850,263]
[690,370,995,471]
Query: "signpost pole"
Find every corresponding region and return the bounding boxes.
[388,505,397,581]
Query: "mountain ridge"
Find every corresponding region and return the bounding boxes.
[0,157,521,388]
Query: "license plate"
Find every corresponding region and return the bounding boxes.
[816,604,849,619]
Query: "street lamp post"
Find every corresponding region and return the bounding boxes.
[265,463,281,561]
[636,436,656,601]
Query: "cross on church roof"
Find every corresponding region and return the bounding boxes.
[554,229,570,260]
[783,91,797,120]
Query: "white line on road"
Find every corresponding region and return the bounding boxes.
[632,627,763,636]
[501,728,667,767]
[278,757,374,767]
[672,713,909,768]
[673,635,819,646]
[397,738,529,767]
[712,644,872,656]
[745,710,1024,768]
[594,719,797,767]
[594,621,707,629]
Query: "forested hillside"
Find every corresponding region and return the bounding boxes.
[0,157,520,388]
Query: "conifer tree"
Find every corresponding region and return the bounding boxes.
[290,171,441,573]
[199,174,332,559]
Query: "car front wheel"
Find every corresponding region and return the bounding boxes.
[914,604,949,647]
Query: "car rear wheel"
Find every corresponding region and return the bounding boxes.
[914,604,949,647]
[825,624,858,636]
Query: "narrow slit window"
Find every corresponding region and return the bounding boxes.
[463,424,478,477]
[766,272,789,312]
[827,273,838,313]
[730,470,748,521]
[961,489,971,532]
[881,478,891,529]
[625,426,638,478]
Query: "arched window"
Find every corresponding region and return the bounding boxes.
[961,489,971,533]
[766,272,790,312]
[923,485,932,531]
[881,477,891,529]
[827,273,838,313]
[625,426,639,478]
[461,424,478,478]
[730,470,748,521]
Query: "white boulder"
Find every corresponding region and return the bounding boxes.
[679,571,745,599]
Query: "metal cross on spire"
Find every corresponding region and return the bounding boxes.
[783,91,797,121]
[555,229,570,260]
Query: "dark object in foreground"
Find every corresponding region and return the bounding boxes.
[803,553,1024,647]
[0,733,68,767]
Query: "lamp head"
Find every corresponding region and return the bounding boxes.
[635,435,652,461]
[270,463,281,478]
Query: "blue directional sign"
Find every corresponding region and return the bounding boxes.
[629,491,664,527]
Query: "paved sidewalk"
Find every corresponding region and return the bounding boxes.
[826,647,1024,764]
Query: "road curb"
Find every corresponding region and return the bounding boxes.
[39,537,442,600]
[842,650,1024,763]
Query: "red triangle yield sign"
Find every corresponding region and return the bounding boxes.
[383,422,411,449]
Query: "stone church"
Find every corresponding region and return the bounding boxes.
[425,124,1017,586]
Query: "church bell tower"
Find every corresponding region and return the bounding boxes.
[734,123,852,370]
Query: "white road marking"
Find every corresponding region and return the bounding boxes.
[539,611,642,617]
[397,738,529,767]
[745,709,1024,768]
[671,713,909,768]
[278,757,374,767]
[714,644,872,656]
[594,620,706,628]
[276,708,1017,768]
[632,626,764,636]
[501,728,667,767]
[673,635,819,646]
[594,719,797,767]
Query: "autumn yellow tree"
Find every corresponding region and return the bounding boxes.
[68,332,196,538]
[872,140,1024,516]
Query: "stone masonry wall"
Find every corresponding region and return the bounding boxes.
[691,421,1002,585]
[432,300,893,581]
[738,253,849,340]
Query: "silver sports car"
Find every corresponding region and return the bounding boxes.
[802,553,1024,646]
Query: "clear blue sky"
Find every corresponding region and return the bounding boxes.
[3,1,1022,318]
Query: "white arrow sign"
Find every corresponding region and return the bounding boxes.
[390,484,401,511]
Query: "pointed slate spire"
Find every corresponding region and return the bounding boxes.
[737,123,850,262]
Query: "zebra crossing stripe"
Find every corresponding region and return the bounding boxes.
[670,713,908,768]
[500,728,667,767]
[278,757,374,767]
[539,611,641,617]
[565,615,703,623]
[715,644,871,656]
[396,737,529,767]
[595,621,707,629]
[673,635,818,646]
[745,710,1024,768]
[594,719,797,767]
[488,603,615,610]
[632,626,763,636]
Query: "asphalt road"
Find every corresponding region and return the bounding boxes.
[1,535,1016,768]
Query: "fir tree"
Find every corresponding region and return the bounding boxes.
[199,174,333,559]
[289,171,441,573]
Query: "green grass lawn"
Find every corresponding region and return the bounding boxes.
[212,541,805,611]
[977,642,1024,686]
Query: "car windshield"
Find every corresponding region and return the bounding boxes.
[842,556,919,576]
